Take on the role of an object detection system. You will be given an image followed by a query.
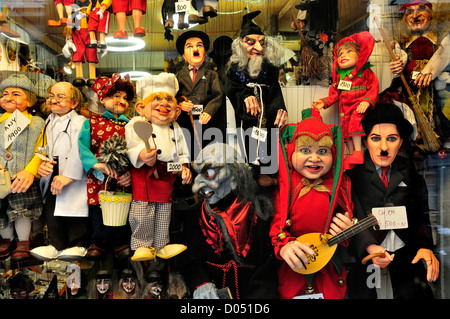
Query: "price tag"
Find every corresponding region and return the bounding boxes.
[337,80,352,91]
[412,71,420,80]
[372,206,408,230]
[4,109,31,149]
[167,162,182,172]
[251,126,267,142]
[35,153,52,162]
[175,1,191,13]
[191,104,203,116]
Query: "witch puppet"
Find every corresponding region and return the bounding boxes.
[269,108,354,299]
[313,31,379,170]
[0,74,45,263]
[125,72,191,262]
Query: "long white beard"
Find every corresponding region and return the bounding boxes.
[247,55,264,78]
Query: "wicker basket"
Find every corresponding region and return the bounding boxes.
[99,190,132,226]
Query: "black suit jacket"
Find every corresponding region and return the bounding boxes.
[347,151,434,260]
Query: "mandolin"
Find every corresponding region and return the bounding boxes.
[293,214,378,274]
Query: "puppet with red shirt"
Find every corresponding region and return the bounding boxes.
[269,108,354,299]
[112,0,146,39]
[313,31,379,170]
[78,73,134,260]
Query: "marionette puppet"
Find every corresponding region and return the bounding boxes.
[269,108,354,299]
[176,30,225,159]
[224,11,287,183]
[125,72,191,262]
[0,74,44,263]
[47,0,74,27]
[112,0,146,39]
[346,102,439,299]
[87,0,112,58]
[113,268,142,299]
[180,143,278,299]
[6,271,35,299]
[78,73,134,260]
[61,0,100,87]
[30,82,90,262]
[88,270,115,299]
[187,0,218,25]
[162,0,189,31]
[387,0,450,151]
[313,31,379,170]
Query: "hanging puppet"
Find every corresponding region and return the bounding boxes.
[313,31,379,170]
[78,73,134,260]
[125,72,191,261]
[180,143,278,299]
[112,0,146,39]
[47,0,74,27]
[0,74,44,263]
[270,108,353,299]
[386,0,450,151]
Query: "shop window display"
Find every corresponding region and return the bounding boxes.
[0,0,447,305]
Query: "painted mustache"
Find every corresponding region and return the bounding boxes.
[380,150,389,156]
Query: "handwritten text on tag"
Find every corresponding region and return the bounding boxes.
[372,206,408,230]
[4,110,31,149]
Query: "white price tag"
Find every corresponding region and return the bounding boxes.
[412,71,420,80]
[191,104,203,116]
[337,80,352,91]
[175,1,191,13]
[372,206,408,230]
[4,109,31,149]
[167,162,182,172]
[251,126,267,142]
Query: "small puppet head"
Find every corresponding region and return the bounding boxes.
[0,74,38,113]
[46,81,83,116]
[176,30,210,68]
[135,72,180,125]
[117,268,139,299]
[288,108,335,180]
[91,73,135,117]
[332,31,374,80]
[400,0,433,33]
[362,102,413,168]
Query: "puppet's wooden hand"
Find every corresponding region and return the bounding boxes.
[51,175,73,195]
[366,244,394,268]
[199,112,211,124]
[414,73,432,88]
[280,240,315,270]
[312,100,325,110]
[274,109,288,128]
[244,96,261,116]
[412,248,439,282]
[329,212,352,236]
[10,170,34,193]
[117,171,132,187]
[38,161,56,178]
[357,101,370,113]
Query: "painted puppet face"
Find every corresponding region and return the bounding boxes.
[1,87,31,113]
[192,163,235,205]
[337,46,358,69]
[365,123,403,167]
[405,4,432,33]
[183,37,206,68]
[101,91,130,117]
[96,278,111,294]
[243,34,265,58]
[46,82,78,116]
[291,136,333,180]
[137,92,179,125]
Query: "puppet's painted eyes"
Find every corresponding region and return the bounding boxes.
[204,169,216,179]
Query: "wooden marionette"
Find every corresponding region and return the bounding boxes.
[313,31,379,170]
[112,0,147,39]
[269,108,354,299]
[47,0,74,27]
[87,0,112,59]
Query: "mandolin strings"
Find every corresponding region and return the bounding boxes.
[327,214,378,246]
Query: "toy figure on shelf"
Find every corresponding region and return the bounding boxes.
[30,82,90,262]
[125,72,191,262]
[87,0,112,60]
[225,11,287,183]
[188,0,218,25]
[313,31,379,170]
[47,0,74,27]
[112,0,146,39]
[387,0,450,151]
[181,143,278,299]
[270,108,353,299]
[114,268,142,299]
[61,0,99,87]
[88,270,114,299]
[0,74,44,263]
[78,73,134,260]
[176,30,225,159]
[346,102,439,299]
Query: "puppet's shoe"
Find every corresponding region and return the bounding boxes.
[202,5,217,18]
[59,17,67,27]
[114,244,132,260]
[133,27,145,37]
[188,14,208,25]
[85,244,105,260]
[11,241,31,263]
[113,29,128,39]
[47,19,61,27]
[0,239,11,259]
[57,246,87,261]
[131,247,156,261]
[164,19,174,29]
[30,245,59,261]
[86,78,96,87]
[177,17,189,29]
[73,78,86,87]
[156,244,187,259]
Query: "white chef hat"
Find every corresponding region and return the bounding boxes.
[135,72,179,100]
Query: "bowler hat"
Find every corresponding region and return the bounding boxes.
[176,30,210,56]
